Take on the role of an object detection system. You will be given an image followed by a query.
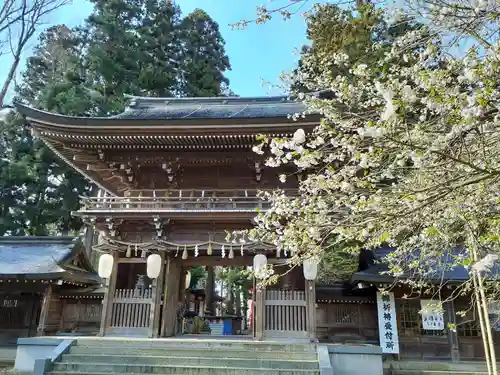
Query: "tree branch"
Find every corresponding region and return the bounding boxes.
[0,0,70,106]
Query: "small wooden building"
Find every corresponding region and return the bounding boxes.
[336,247,500,361]
[0,236,101,345]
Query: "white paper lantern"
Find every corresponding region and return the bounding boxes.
[98,254,114,279]
[146,254,162,279]
[185,271,192,289]
[253,254,267,279]
[303,258,318,281]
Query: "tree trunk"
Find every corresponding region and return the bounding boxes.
[235,285,242,316]
[205,266,214,315]
[242,297,249,329]
[226,287,235,315]
[0,55,20,107]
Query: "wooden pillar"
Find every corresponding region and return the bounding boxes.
[37,284,53,336]
[178,268,187,335]
[199,300,205,317]
[254,282,265,341]
[205,266,215,314]
[149,252,165,338]
[59,299,67,332]
[98,251,119,336]
[305,279,317,341]
[445,300,460,362]
[161,256,181,337]
[82,225,94,258]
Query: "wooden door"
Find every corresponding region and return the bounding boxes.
[264,289,307,339]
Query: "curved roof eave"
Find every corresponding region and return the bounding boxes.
[0,236,100,284]
[13,99,320,132]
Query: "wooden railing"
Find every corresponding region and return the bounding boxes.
[110,289,152,331]
[124,189,285,198]
[264,289,307,338]
[80,189,298,212]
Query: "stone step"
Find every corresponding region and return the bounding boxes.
[388,361,489,372]
[60,355,319,370]
[49,364,320,375]
[391,371,487,375]
[69,346,316,360]
[73,339,315,353]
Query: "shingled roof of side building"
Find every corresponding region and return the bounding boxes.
[351,247,499,284]
[0,236,101,284]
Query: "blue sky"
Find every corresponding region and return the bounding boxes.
[0,0,322,102]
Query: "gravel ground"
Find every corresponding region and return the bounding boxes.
[0,366,24,375]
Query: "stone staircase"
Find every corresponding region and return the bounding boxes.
[46,338,320,375]
[387,360,491,375]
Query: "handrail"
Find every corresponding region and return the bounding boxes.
[83,196,267,201]
[81,189,298,201]
[79,196,271,212]
[33,339,75,375]
[78,189,298,212]
[127,188,268,193]
[122,189,298,198]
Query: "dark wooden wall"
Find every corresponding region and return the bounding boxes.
[0,295,40,345]
[316,302,378,343]
[59,299,102,335]
[125,152,298,191]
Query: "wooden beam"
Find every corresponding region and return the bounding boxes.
[118,258,148,264]
[305,279,317,341]
[179,256,253,267]
[37,284,53,336]
[73,154,98,162]
[149,252,165,338]
[161,257,181,337]
[118,256,284,266]
[107,150,257,161]
[86,164,115,172]
[98,251,119,336]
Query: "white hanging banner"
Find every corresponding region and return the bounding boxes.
[420,300,444,330]
[376,292,399,354]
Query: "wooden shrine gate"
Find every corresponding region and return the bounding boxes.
[109,289,152,336]
[264,289,307,338]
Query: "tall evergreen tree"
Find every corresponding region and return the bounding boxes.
[84,0,145,114]
[3,0,233,236]
[292,4,421,95]
[0,112,34,235]
[138,0,183,97]
[179,9,231,97]
[11,25,92,235]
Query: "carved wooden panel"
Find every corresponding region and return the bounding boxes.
[60,300,103,335]
[316,302,376,343]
